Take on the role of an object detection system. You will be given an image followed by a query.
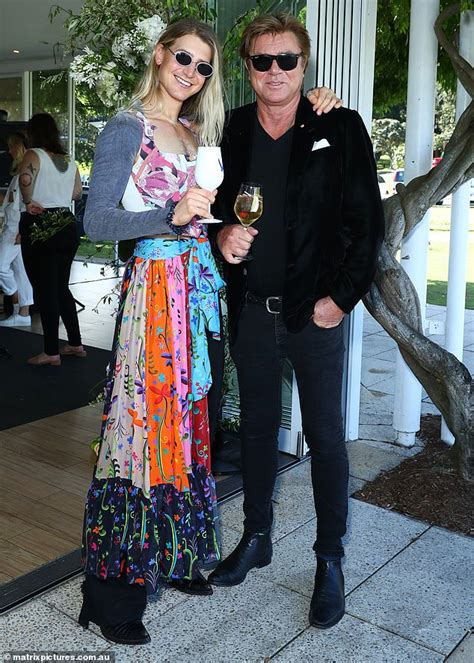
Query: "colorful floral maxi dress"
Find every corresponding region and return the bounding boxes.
[82,113,225,594]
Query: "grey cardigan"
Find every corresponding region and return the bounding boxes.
[83,112,170,241]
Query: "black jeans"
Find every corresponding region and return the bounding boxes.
[20,213,82,356]
[231,299,348,558]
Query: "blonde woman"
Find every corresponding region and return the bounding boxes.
[0,133,33,327]
[80,19,226,645]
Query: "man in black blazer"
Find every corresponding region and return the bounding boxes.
[208,13,384,629]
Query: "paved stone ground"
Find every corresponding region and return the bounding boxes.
[1,306,472,662]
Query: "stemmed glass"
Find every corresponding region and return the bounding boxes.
[194,146,224,223]
[233,182,263,261]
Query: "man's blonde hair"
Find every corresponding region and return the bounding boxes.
[240,12,311,61]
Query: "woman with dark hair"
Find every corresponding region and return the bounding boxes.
[18,112,84,365]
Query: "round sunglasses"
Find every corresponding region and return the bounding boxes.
[248,52,304,72]
[166,46,214,78]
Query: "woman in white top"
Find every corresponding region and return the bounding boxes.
[0,132,33,326]
[18,113,84,365]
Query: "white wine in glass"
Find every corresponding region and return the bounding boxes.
[233,183,263,261]
[194,146,224,223]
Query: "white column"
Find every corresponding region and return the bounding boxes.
[21,71,32,121]
[441,10,474,445]
[393,0,439,447]
[357,0,378,129]
[342,0,378,442]
[304,0,378,443]
[344,302,364,440]
[304,0,318,89]
[67,74,76,160]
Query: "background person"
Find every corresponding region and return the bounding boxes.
[18,112,84,365]
[209,13,385,631]
[0,132,33,327]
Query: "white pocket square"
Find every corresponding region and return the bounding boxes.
[312,138,330,151]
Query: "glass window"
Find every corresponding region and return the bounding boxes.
[32,69,68,143]
[0,77,22,120]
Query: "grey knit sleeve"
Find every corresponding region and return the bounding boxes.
[83,112,170,241]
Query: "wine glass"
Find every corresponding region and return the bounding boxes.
[194,146,224,223]
[233,182,263,261]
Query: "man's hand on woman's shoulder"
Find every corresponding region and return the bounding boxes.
[306,87,343,116]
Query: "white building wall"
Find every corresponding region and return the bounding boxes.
[305,0,378,443]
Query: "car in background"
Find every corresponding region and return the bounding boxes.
[380,169,404,195]
[377,174,391,199]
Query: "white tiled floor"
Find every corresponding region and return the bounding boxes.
[2,469,471,661]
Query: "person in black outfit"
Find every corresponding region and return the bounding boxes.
[18,113,84,365]
[208,13,384,630]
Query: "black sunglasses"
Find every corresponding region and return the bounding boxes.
[248,52,304,72]
[166,46,214,78]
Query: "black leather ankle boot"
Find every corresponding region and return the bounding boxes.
[308,558,345,629]
[208,530,272,587]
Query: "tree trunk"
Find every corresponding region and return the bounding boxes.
[363,3,474,481]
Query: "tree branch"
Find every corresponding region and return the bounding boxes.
[363,3,474,480]
[434,3,474,97]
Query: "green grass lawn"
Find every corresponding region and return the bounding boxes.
[77,238,116,262]
[427,205,474,309]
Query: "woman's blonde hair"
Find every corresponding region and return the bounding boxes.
[7,132,27,175]
[130,18,224,146]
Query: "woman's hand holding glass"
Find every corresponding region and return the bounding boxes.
[172,186,216,226]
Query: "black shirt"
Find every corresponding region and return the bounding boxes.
[246,116,293,297]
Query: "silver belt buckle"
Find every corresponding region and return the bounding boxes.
[265,296,281,314]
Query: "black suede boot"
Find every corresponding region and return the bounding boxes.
[79,576,151,645]
[308,558,345,629]
[208,530,272,586]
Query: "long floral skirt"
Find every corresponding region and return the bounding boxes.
[82,248,220,594]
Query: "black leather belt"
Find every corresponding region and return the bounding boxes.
[245,292,282,314]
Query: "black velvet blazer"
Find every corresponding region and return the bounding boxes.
[213,96,385,341]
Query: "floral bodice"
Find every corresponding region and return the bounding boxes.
[131,111,204,238]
